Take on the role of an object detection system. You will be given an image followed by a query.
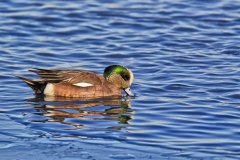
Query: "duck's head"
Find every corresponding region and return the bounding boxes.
[104,65,134,96]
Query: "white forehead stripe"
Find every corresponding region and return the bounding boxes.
[127,69,134,85]
[73,82,93,87]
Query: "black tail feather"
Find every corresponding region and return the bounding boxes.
[17,76,47,95]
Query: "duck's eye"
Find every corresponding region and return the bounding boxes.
[121,74,130,81]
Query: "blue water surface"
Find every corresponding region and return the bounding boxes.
[1,0,240,159]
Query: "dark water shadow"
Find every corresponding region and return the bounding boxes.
[27,96,134,131]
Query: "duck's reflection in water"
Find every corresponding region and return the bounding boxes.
[30,96,134,130]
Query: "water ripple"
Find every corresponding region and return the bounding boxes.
[1,0,240,159]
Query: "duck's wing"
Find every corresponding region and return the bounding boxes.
[29,68,103,86]
[26,68,120,97]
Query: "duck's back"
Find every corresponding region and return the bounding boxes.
[18,69,122,98]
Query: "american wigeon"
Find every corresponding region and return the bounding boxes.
[18,65,134,98]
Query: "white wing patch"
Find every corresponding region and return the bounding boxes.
[73,82,94,87]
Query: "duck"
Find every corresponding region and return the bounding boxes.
[17,65,134,98]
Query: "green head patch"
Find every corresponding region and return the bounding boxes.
[104,65,130,81]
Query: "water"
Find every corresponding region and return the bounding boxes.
[1,0,240,159]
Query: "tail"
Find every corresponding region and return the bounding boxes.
[17,76,47,96]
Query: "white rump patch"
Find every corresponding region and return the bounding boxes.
[73,82,93,87]
[44,83,54,96]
